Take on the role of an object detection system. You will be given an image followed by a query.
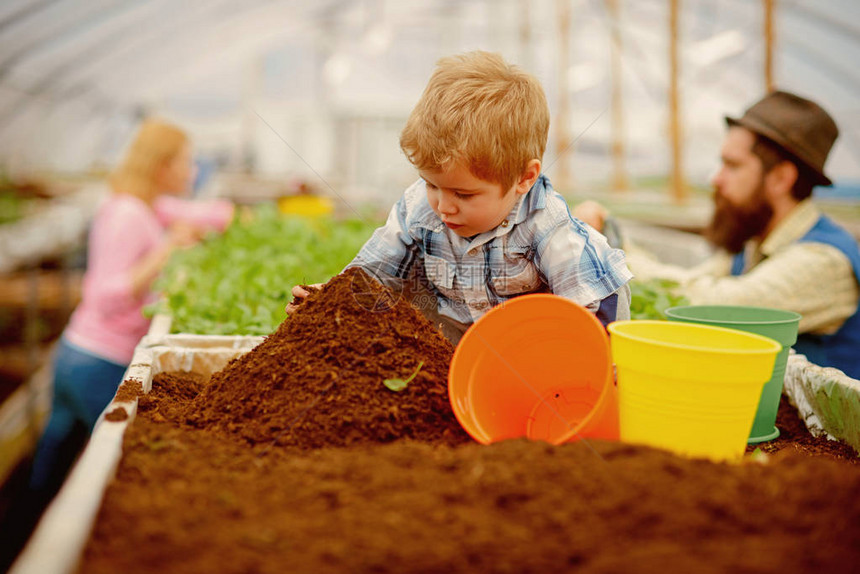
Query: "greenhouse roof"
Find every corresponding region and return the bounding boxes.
[0,0,857,189]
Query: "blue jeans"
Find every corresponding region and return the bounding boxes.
[29,338,127,494]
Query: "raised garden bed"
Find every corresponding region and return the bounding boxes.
[78,371,860,574]
[13,269,860,574]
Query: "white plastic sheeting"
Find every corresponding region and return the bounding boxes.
[0,0,858,201]
[785,352,860,453]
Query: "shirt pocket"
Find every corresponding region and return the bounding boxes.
[490,246,541,296]
[424,254,460,300]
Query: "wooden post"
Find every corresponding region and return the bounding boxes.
[555,0,572,192]
[669,0,686,203]
[764,0,775,92]
[25,265,40,445]
[519,0,533,72]
[241,56,263,174]
[606,0,628,192]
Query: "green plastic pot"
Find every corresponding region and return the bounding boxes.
[664,305,801,444]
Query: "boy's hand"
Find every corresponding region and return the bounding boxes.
[572,200,609,233]
[285,283,323,315]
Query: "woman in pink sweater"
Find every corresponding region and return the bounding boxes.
[29,120,234,500]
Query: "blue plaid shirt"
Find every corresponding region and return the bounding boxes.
[348,174,632,325]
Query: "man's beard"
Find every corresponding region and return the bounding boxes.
[704,182,773,254]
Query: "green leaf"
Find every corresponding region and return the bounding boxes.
[383,361,424,392]
[629,278,689,320]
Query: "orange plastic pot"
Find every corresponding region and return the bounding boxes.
[448,294,618,445]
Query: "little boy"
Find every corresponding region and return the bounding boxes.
[290,51,632,343]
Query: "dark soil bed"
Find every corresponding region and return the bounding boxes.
[745,394,860,464]
[78,270,860,573]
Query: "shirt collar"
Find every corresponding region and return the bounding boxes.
[514,174,550,225]
[759,199,820,257]
[487,174,549,241]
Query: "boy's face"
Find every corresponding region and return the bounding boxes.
[421,162,536,238]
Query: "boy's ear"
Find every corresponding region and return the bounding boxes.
[515,160,541,195]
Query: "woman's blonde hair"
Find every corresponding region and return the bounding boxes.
[400,51,550,191]
[110,119,188,201]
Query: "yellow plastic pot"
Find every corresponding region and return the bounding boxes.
[607,320,781,462]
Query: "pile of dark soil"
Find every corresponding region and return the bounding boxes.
[186,267,469,449]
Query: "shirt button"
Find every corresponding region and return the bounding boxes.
[501,219,509,227]
[468,248,477,256]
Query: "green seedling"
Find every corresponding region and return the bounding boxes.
[630,278,689,320]
[145,204,381,335]
[748,447,769,464]
[384,361,424,392]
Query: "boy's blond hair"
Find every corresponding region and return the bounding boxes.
[111,119,188,202]
[400,51,549,192]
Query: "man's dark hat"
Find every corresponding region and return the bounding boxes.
[726,90,839,186]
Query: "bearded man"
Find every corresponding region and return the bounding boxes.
[577,91,860,378]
